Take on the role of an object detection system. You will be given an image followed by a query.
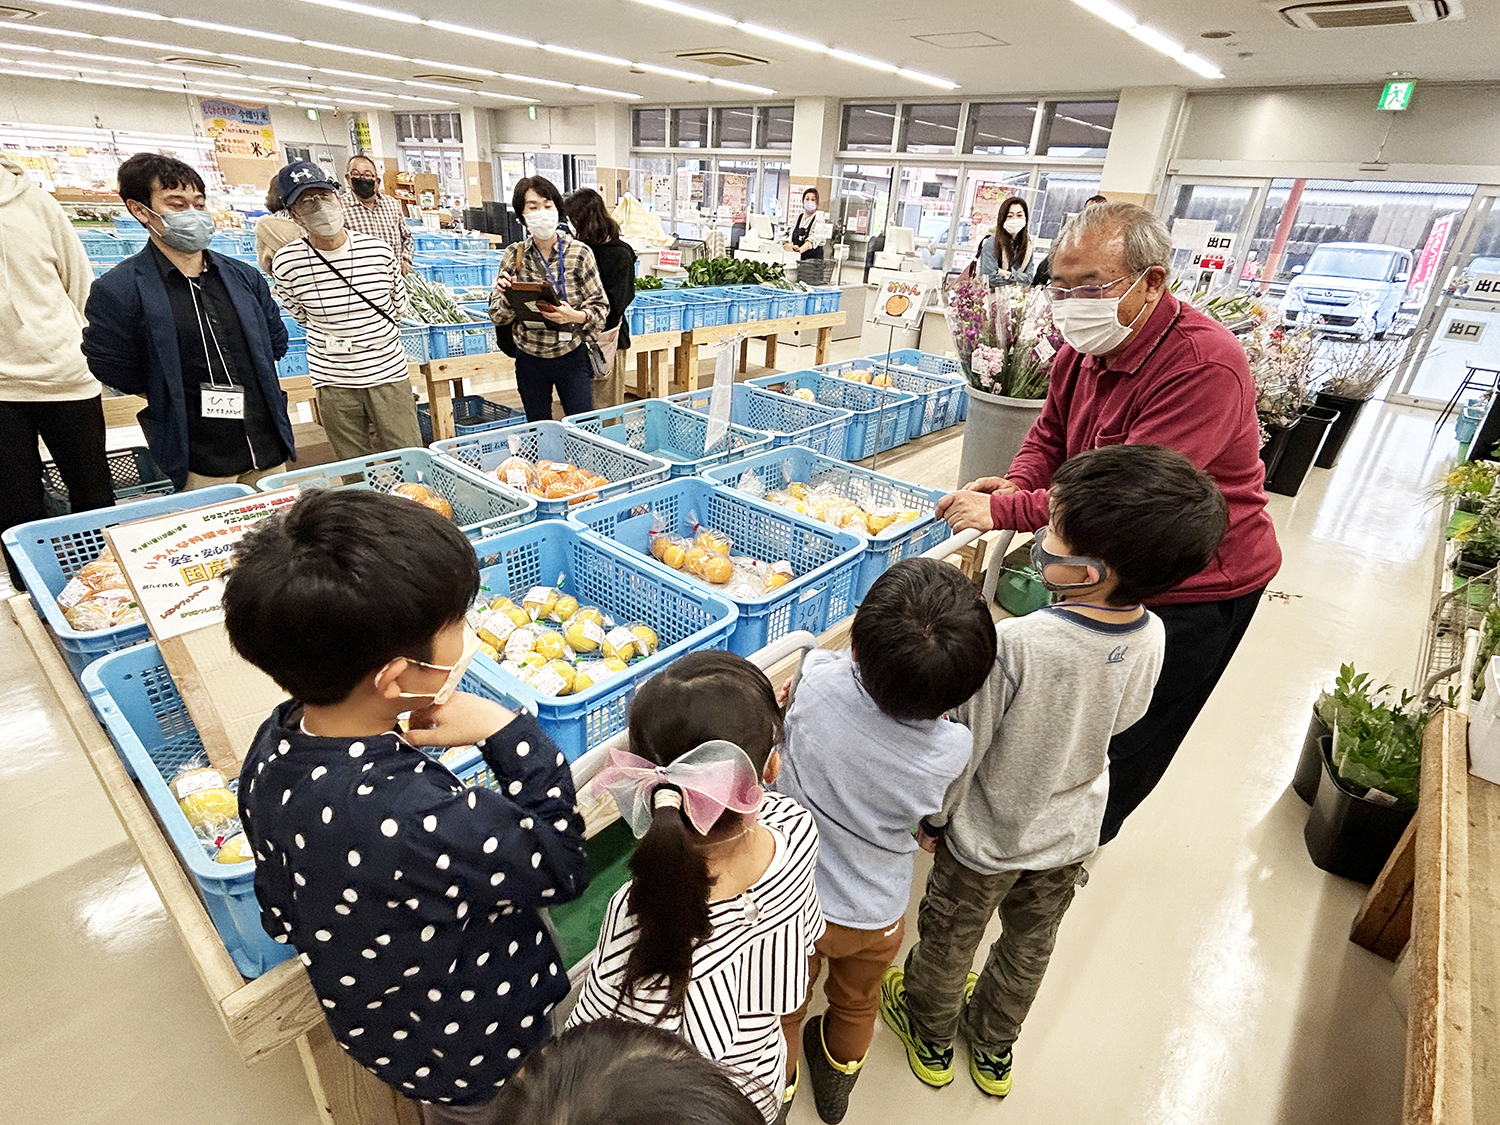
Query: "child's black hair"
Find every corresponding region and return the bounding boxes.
[850,557,998,721]
[621,651,782,1014]
[493,1019,765,1125]
[223,489,480,706]
[1049,444,1229,605]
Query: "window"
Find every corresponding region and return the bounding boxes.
[394,113,461,144]
[757,105,794,150]
[1041,101,1115,158]
[672,108,709,148]
[1034,171,1102,240]
[900,103,960,154]
[841,104,897,152]
[714,107,754,149]
[965,102,1037,155]
[633,108,667,147]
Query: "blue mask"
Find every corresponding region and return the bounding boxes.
[149,206,216,253]
[1029,533,1109,592]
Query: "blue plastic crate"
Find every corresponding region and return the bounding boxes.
[817,355,968,436]
[112,215,144,232]
[568,476,864,657]
[564,399,775,477]
[667,384,853,459]
[864,350,970,422]
[462,253,502,286]
[722,285,774,323]
[413,232,460,252]
[417,395,527,445]
[411,313,499,360]
[82,640,537,978]
[90,261,115,278]
[805,287,842,315]
[453,235,492,252]
[470,521,737,759]
[257,448,536,540]
[704,446,951,602]
[627,296,686,337]
[421,259,487,289]
[748,371,916,461]
[397,321,446,365]
[677,293,732,329]
[276,315,309,378]
[41,444,173,519]
[2,486,254,680]
[433,420,671,519]
[769,291,807,319]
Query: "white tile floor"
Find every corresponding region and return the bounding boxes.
[0,373,1455,1125]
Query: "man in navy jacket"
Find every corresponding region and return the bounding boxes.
[84,153,295,490]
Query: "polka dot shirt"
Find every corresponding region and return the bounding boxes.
[238,702,589,1105]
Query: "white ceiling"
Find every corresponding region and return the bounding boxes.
[2,0,1498,109]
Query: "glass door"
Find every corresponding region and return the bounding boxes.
[760,160,791,225]
[894,165,961,271]
[834,163,894,272]
[1164,181,1262,294]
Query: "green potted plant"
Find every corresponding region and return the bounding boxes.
[948,278,1057,489]
[1314,341,1404,469]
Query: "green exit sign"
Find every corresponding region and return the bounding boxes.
[1379,80,1416,111]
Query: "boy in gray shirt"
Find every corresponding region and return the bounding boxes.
[881,445,1230,1099]
[776,559,996,1124]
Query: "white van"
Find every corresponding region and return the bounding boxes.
[1279,242,1414,340]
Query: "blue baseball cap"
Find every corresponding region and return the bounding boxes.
[276,160,339,208]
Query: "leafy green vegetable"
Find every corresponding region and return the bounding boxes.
[1314,663,1427,810]
[634,275,664,291]
[682,257,793,289]
[406,275,470,325]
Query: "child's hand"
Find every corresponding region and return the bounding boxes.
[776,678,793,708]
[916,825,938,854]
[405,692,516,748]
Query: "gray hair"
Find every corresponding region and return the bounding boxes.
[1054,201,1173,275]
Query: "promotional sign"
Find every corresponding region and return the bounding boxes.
[1409,212,1456,295]
[1169,217,1216,252]
[200,98,277,160]
[721,173,748,220]
[657,248,683,269]
[872,277,934,330]
[970,181,1007,234]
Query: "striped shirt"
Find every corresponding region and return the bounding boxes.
[487,234,609,360]
[272,231,410,389]
[339,187,414,270]
[567,792,823,1124]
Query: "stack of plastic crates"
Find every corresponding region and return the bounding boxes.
[565,399,774,477]
[417,395,527,445]
[82,640,538,977]
[401,312,499,362]
[668,384,852,458]
[276,314,309,378]
[722,286,774,323]
[705,446,950,600]
[568,476,864,657]
[863,350,970,422]
[3,485,253,679]
[626,297,686,337]
[470,521,737,759]
[433,420,671,518]
[817,355,967,437]
[41,445,172,518]
[258,449,536,541]
[673,290,732,328]
[748,370,916,461]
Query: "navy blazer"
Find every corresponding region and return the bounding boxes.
[82,248,294,488]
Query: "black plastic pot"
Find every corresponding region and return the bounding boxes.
[1455,548,1499,578]
[1303,736,1415,883]
[1267,406,1340,497]
[1313,392,1369,470]
[1293,710,1330,804]
[1260,423,1291,479]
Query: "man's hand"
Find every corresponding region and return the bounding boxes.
[958,476,1019,495]
[916,825,938,854]
[405,692,516,748]
[539,301,587,326]
[935,490,996,532]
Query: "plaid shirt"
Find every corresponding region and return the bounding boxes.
[488,234,609,360]
[338,187,413,270]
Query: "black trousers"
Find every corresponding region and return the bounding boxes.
[0,397,113,587]
[1100,588,1264,844]
[515,346,595,421]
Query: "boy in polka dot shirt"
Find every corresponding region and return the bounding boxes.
[225,489,589,1123]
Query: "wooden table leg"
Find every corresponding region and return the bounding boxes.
[674,335,693,395]
[648,350,663,399]
[635,351,648,397]
[298,1021,422,1125]
[764,333,777,370]
[739,337,749,374]
[815,325,833,366]
[423,364,456,441]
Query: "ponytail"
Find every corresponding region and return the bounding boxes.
[621,788,714,1013]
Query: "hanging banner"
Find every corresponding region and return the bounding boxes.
[200,99,278,160]
[1409,212,1457,296]
[970,181,1007,234]
[721,173,748,221]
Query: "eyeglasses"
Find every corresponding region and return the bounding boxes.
[1044,272,1141,302]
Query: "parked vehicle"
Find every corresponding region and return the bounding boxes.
[1279,242,1414,340]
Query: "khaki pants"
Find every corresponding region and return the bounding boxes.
[781,916,905,1075]
[316,382,423,461]
[184,463,287,490]
[903,840,1083,1054]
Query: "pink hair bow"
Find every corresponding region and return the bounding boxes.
[591,740,764,838]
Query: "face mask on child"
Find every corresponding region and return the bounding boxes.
[1029,533,1110,593]
[386,625,480,706]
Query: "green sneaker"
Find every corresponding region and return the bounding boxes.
[969,1046,1013,1097]
[963,971,978,1005]
[878,966,954,1088]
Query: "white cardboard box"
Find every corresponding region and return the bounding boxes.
[1468,657,1500,784]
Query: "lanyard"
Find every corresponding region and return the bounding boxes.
[531,236,568,303]
[186,269,237,389]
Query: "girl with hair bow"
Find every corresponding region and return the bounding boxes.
[567,651,825,1125]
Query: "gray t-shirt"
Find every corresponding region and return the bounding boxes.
[935,606,1165,874]
[777,649,973,930]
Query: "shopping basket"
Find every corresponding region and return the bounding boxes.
[667,384,852,458]
[748,370,916,461]
[564,399,774,477]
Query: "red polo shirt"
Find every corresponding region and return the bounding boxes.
[989,293,1281,606]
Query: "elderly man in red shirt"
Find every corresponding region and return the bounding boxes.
[939,202,1281,845]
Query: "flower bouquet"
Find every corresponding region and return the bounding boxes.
[946,276,1058,399]
[1243,323,1318,444]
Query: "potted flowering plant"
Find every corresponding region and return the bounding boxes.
[1313,340,1404,469]
[949,277,1060,489]
[1243,324,1337,496]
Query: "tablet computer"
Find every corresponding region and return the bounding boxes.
[505,281,562,322]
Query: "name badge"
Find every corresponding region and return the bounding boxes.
[326,335,355,354]
[555,329,573,340]
[201,384,246,420]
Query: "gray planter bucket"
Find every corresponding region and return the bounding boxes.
[957,387,1045,489]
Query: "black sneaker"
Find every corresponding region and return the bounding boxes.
[775,1063,798,1125]
[802,1014,863,1123]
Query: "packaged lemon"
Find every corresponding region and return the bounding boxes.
[477,609,517,650]
[504,626,539,663]
[530,628,573,662]
[602,625,638,662]
[563,612,607,654]
[787,481,810,501]
[700,554,734,585]
[629,623,659,656]
[170,763,239,833]
[552,594,580,622]
[522,585,560,620]
[764,560,795,591]
[683,545,711,577]
[650,533,689,570]
[216,832,255,865]
[694,527,733,556]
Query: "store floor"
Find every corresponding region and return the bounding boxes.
[0,393,1454,1125]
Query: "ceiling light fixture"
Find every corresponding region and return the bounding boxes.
[301,40,409,61]
[1066,0,1224,79]
[296,0,420,23]
[37,0,165,18]
[633,0,737,26]
[170,17,298,42]
[708,77,777,95]
[421,20,538,49]
[576,85,643,100]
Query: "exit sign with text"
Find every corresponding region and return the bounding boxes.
[1378,80,1416,111]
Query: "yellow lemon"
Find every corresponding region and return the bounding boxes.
[788,482,809,501]
[216,832,255,864]
[532,631,568,661]
[631,624,660,655]
[179,786,239,833]
[553,594,579,622]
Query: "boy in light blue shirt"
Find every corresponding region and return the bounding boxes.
[776,558,997,1124]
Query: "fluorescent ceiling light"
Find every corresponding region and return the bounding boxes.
[410,59,499,76]
[632,63,707,82]
[10,44,48,53]
[1127,24,1183,58]
[37,0,165,18]
[417,20,538,48]
[302,40,409,62]
[736,22,827,53]
[827,49,899,74]
[1069,0,1137,31]
[54,50,150,65]
[13,25,98,39]
[540,44,632,67]
[576,85,642,101]
[897,69,960,90]
[171,18,298,42]
[402,79,476,91]
[1067,0,1224,79]
[500,73,575,89]
[103,36,182,50]
[1179,53,1225,80]
[471,91,536,103]
[297,0,420,23]
[708,77,776,95]
[632,0,736,26]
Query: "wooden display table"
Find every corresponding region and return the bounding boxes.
[625,330,680,400]
[674,311,846,394]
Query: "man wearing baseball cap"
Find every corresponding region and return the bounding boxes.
[270,159,420,460]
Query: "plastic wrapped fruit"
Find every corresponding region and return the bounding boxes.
[630,624,659,656]
[477,610,517,650]
[602,625,638,663]
[683,545,710,577]
[700,554,734,585]
[76,555,130,593]
[694,528,733,556]
[495,456,535,492]
[553,594,580,622]
[530,629,571,662]
[564,614,606,654]
[391,482,454,519]
[787,482,810,502]
[792,387,816,403]
[651,535,688,570]
[764,561,794,592]
[504,626,539,663]
[216,832,255,864]
[522,586,560,621]
[171,766,239,832]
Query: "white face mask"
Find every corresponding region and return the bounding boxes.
[1050,273,1148,356]
[1003,216,1026,235]
[298,197,345,238]
[385,625,480,707]
[525,207,559,239]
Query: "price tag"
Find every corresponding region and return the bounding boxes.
[201,384,245,420]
